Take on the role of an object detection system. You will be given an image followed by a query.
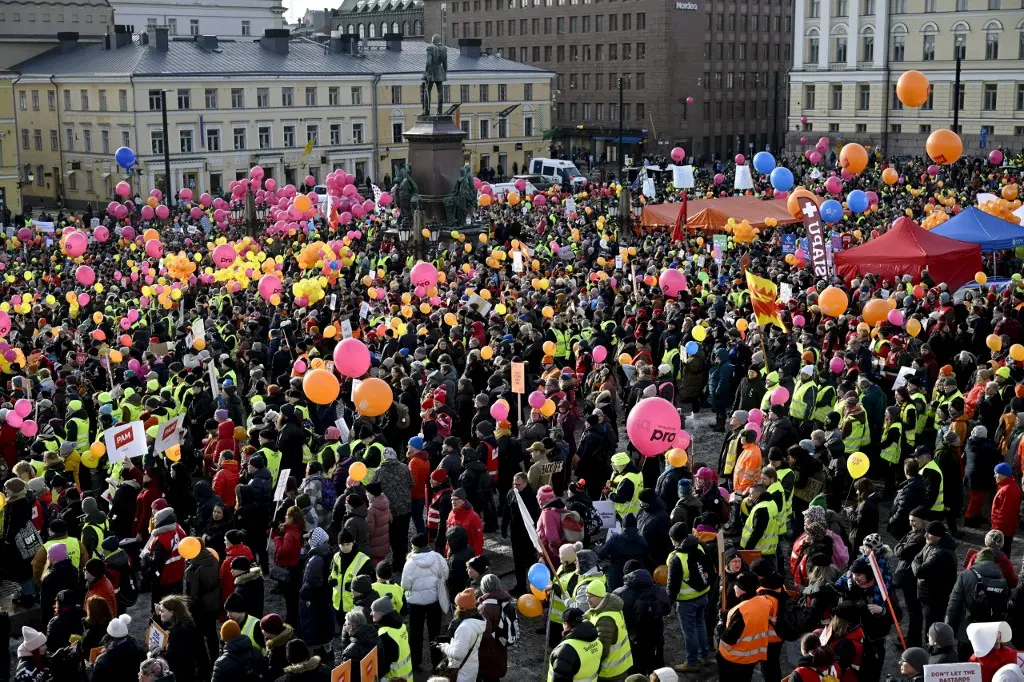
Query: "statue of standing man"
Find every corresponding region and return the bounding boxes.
[422,34,447,116]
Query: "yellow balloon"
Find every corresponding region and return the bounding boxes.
[846,452,870,479]
[692,326,707,342]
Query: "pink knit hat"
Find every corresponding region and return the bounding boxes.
[536,485,556,506]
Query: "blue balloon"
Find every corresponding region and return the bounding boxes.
[753,151,776,175]
[820,199,844,223]
[528,562,551,591]
[847,189,869,214]
[685,340,699,355]
[114,146,136,170]
[769,167,794,192]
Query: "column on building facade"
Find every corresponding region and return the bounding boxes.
[847,5,858,67]
[873,0,887,67]
[818,5,831,68]
[794,0,806,67]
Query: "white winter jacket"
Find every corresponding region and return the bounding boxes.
[437,615,487,682]
[401,548,449,605]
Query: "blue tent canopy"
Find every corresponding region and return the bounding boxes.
[931,207,1024,252]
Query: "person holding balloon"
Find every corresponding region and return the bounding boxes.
[139,505,189,610]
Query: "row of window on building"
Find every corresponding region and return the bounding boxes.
[554,72,645,91]
[144,18,251,35]
[808,0,1023,18]
[706,12,792,33]
[0,11,106,24]
[802,81,1024,112]
[498,41,646,64]
[388,83,532,104]
[556,101,647,123]
[805,25,1023,64]
[704,42,792,62]
[340,19,422,37]
[701,71,782,91]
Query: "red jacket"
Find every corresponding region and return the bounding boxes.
[446,505,484,555]
[408,454,429,502]
[133,481,163,538]
[86,576,118,616]
[220,543,254,605]
[142,523,187,586]
[271,524,303,568]
[991,477,1022,538]
[213,459,240,509]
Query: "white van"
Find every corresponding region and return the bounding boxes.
[313,184,330,215]
[527,158,587,188]
[490,180,538,198]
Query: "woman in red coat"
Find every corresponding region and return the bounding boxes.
[271,507,304,626]
[991,463,1022,554]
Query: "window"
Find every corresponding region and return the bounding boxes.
[121,130,130,148]
[282,87,293,106]
[891,33,905,61]
[637,43,645,59]
[344,121,361,144]
[256,126,271,149]
[609,44,617,60]
[179,129,193,153]
[637,102,645,120]
[1018,83,1024,111]
[30,90,39,111]
[808,35,820,62]
[330,123,342,145]
[891,84,903,110]
[890,0,905,11]
[1017,127,1024,136]
[461,118,471,137]
[207,128,220,151]
[922,87,934,109]
[231,88,244,108]
[257,88,270,107]
[190,18,199,35]
[862,34,874,61]
[17,91,27,112]
[147,89,161,110]
[919,124,931,134]
[834,0,847,15]
[636,73,645,89]
[241,20,251,35]
[205,88,217,108]
[329,87,340,106]
[48,90,55,111]
[151,129,165,154]
[834,36,847,62]
[390,85,402,104]
[351,87,362,105]
[498,117,509,136]
[117,89,127,112]
[479,85,489,102]
[305,87,317,106]
[861,0,874,12]
[443,85,451,102]
[30,129,40,150]
[922,34,935,61]
[177,89,190,109]
[392,122,403,143]
[524,116,533,137]
[477,119,489,138]
[100,129,109,153]
[460,84,470,101]
[80,89,89,110]
[830,84,842,109]
[68,172,76,192]
[984,83,998,111]
[283,125,295,147]
[809,0,820,16]
[50,130,58,151]
[857,83,869,110]
[828,123,839,132]
[233,127,246,150]
[953,83,965,110]
[986,32,999,60]
[498,84,507,101]
[925,0,935,8]
[306,124,318,143]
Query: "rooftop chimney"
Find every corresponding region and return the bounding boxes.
[384,32,402,51]
[332,31,358,54]
[197,34,218,51]
[261,28,291,55]
[153,26,169,51]
[113,24,132,49]
[458,38,481,58]
[57,32,80,53]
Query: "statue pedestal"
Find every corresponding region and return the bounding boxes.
[404,115,467,226]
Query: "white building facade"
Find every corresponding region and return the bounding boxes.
[109,0,285,38]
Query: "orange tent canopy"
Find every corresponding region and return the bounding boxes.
[641,196,800,232]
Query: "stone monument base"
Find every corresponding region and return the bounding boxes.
[403,115,468,226]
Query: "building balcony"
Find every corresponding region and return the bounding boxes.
[829,62,848,70]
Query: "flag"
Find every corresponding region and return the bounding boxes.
[630,168,646,192]
[745,271,787,331]
[302,138,314,156]
[671,192,687,242]
[371,183,382,207]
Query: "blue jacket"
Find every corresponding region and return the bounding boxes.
[707,348,734,408]
[596,516,648,590]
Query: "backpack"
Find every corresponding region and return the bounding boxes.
[969,569,1009,622]
[317,475,338,510]
[561,510,584,544]
[633,587,671,626]
[393,402,411,430]
[494,597,520,647]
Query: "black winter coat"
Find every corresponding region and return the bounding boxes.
[164,621,210,682]
[212,636,264,682]
[912,535,959,604]
[93,636,147,682]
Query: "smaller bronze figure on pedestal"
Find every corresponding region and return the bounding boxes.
[422,34,447,116]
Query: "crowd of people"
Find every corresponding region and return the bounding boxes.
[0,141,1023,682]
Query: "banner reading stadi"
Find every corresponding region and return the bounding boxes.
[796,195,829,278]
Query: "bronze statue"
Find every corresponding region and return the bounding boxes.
[395,165,420,228]
[422,34,447,116]
[444,163,477,225]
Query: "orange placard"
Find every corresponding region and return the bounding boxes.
[360,647,378,682]
[89,646,103,664]
[331,660,352,682]
[511,362,526,394]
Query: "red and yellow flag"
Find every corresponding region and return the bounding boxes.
[745,271,787,332]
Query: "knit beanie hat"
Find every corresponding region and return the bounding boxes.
[536,485,556,506]
[286,639,311,665]
[559,543,578,563]
[901,647,929,673]
[371,595,395,616]
[928,622,956,648]
[107,614,132,639]
[454,588,476,611]
[260,614,285,636]
[220,620,241,642]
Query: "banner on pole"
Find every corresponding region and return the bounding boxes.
[796,195,829,278]
[514,489,543,553]
[153,415,185,453]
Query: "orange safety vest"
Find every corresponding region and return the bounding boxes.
[733,445,762,494]
[717,595,775,665]
[757,587,784,644]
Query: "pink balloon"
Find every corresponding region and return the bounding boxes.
[830,356,845,374]
[927,164,939,176]
[65,232,88,257]
[334,338,371,378]
[800,136,808,144]
[77,293,90,307]
[178,188,193,202]
[190,206,203,220]
[212,243,236,268]
[514,179,527,191]
[19,420,37,438]
[734,154,745,165]
[378,192,393,206]
[809,152,822,165]
[145,239,163,258]
[593,345,608,363]
[770,386,791,405]
[258,274,282,301]
[887,309,904,326]
[362,200,375,214]
[714,173,725,185]
[410,261,439,288]
[671,147,686,163]
[659,269,688,297]
[533,194,547,207]
[824,176,843,195]
[250,165,264,180]
[304,175,316,187]
[293,359,307,374]
[115,181,131,198]
[75,265,96,286]
[490,401,509,421]
[686,96,695,104]
[140,205,155,220]
[155,204,170,220]
[744,422,762,440]
[265,178,277,192]
[800,116,808,124]
[792,314,806,327]
[528,391,546,409]
[747,409,764,425]
[989,149,1004,165]
[626,397,682,457]
[199,192,213,207]
[6,413,23,429]
[14,399,32,418]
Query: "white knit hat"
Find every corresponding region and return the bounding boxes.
[17,627,46,657]
[107,614,132,639]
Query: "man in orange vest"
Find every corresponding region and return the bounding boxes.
[725,430,762,534]
[717,572,776,682]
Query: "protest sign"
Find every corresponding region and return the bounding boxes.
[103,421,147,463]
[153,415,184,453]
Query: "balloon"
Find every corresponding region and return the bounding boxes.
[0,310,12,337]
[987,334,1003,352]
[302,368,341,405]
[713,173,725,185]
[292,359,307,374]
[830,356,845,373]
[863,299,890,326]
[769,167,794,191]
[65,232,87,257]
[352,377,393,416]
[671,147,686,163]
[692,326,707,342]
[490,400,510,421]
[14,399,32,418]
[1011,344,1024,362]
[819,286,849,317]
[334,338,371,377]
[410,261,439,288]
[212,243,236,268]
[906,319,922,337]
[155,204,170,220]
[75,265,96,286]
[735,154,746,165]
[626,397,682,457]
[593,345,608,363]
[528,391,546,409]
[792,315,806,327]
[786,187,822,220]
[258,274,282,301]
[540,399,556,418]
[90,442,106,457]
[896,70,930,107]
[989,149,1004,165]
[653,565,668,586]
[528,562,551,591]
[820,199,844,223]
[348,461,368,482]
[684,341,699,355]
[619,353,633,366]
[770,386,790,405]
[178,537,201,560]
[666,448,688,467]
[975,272,988,286]
[926,129,963,165]
[887,309,904,326]
[882,168,899,185]
[114,146,136,169]
[744,422,761,441]
[752,151,776,174]
[517,594,543,617]
[659,269,688,297]
[846,190,869,214]
[824,176,843,195]
[846,452,870,479]
[838,143,869,175]
[145,239,163,258]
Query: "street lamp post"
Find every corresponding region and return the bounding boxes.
[952,36,964,135]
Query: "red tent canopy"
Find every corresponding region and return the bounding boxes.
[833,217,982,289]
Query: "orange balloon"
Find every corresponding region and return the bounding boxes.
[818,286,849,317]
[352,377,393,416]
[517,594,543,617]
[896,70,930,108]
[862,299,890,326]
[666,448,688,467]
[653,565,668,586]
[178,537,201,560]
[143,228,160,242]
[349,461,368,481]
[926,129,963,165]
[786,187,821,220]
[166,444,181,462]
[302,368,341,405]
[542,341,557,356]
[193,337,206,350]
[293,194,312,213]
[478,194,492,207]
[1003,185,1019,201]
[540,399,556,418]
[882,168,899,185]
[530,585,547,601]
[839,143,869,175]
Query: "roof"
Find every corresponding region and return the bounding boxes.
[10,37,548,78]
[338,0,422,13]
[930,207,1024,253]
[641,196,800,231]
